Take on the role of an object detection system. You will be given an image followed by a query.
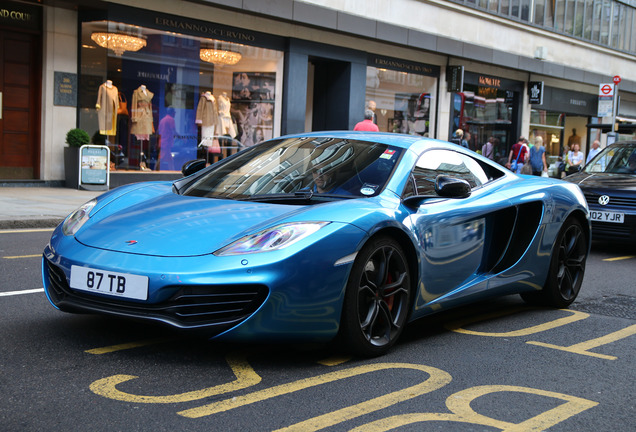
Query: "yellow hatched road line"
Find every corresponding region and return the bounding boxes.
[527,324,636,360]
[3,254,41,259]
[86,338,174,355]
[602,255,635,262]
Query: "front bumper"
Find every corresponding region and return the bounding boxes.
[42,222,366,341]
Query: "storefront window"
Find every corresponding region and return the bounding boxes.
[79,20,283,172]
[451,84,518,159]
[529,109,564,158]
[365,61,437,137]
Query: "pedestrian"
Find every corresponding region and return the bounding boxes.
[449,129,468,148]
[586,140,601,164]
[506,137,528,174]
[353,109,379,132]
[463,131,471,149]
[522,137,530,154]
[528,136,548,176]
[566,143,585,175]
[481,136,495,160]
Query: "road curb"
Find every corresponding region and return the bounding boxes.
[0,218,62,230]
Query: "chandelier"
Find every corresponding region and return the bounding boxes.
[200,47,242,66]
[91,32,147,56]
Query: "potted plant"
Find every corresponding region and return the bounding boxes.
[64,128,90,189]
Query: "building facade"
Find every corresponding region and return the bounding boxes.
[1,0,635,185]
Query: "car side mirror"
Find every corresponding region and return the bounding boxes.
[435,175,471,198]
[402,175,472,208]
[181,159,207,177]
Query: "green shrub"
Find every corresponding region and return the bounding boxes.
[65,128,90,147]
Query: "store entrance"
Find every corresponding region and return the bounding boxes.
[310,58,350,131]
[0,30,40,179]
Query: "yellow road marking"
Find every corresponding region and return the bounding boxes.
[350,385,598,431]
[90,353,261,403]
[445,308,589,337]
[317,356,351,366]
[3,254,41,259]
[85,338,172,355]
[178,362,452,426]
[603,255,635,262]
[0,228,54,234]
[527,324,636,360]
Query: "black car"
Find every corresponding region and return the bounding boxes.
[564,140,636,243]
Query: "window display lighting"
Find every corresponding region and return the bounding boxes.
[90,32,147,56]
[199,48,242,65]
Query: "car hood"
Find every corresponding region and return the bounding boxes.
[74,183,373,257]
[564,172,636,191]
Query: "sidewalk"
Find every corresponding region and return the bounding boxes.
[0,187,102,229]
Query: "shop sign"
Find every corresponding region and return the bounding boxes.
[446,66,464,92]
[0,1,41,31]
[538,87,597,116]
[463,72,524,93]
[369,54,439,77]
[477,75,502,88]
[528,81,544,105]
[80,145,110,190]
[597,83,615,117]
[54,72,77,107]
[109,5,285,50]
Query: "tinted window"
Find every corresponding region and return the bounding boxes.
[182,137,404,200]
[584,143,636,174]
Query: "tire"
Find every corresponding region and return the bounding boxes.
[338,236,411,357]
[521,218,588,308]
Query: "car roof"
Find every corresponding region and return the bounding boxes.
[278,131,444,150]
[606,140,636,148]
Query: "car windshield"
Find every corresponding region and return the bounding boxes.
[584,143,636,175]
[181,137,404,200]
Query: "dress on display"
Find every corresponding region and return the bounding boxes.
[217,93,237,138]
[196,92,220,145]
[96,82,119,136]
[131,86,154,140]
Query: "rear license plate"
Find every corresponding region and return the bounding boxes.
[590,210,624,223]
[70,265,149,300]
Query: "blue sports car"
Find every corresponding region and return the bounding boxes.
[43,132,590,356]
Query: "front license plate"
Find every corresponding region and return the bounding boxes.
[590,210,624,223]
[70,265,149,300]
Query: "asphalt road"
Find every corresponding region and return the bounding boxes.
[1,230,634,431]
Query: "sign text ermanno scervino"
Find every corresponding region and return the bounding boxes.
[154,17,255,42]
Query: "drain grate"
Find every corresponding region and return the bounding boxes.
[572,295,636,320]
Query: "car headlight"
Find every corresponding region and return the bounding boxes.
[214,222,330,256]
[62,199,97,236]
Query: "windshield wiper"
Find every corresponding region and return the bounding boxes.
[235,192,316,202]
[236,190,356,203]
[294,190,314,200]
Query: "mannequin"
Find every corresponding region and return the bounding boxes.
[96,80,119,142]
[217,92,237,138]
[131,85,154,170]
[195,91,220,158]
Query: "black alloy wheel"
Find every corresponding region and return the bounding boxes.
[522,218,588,307]
[338,236,411,357]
